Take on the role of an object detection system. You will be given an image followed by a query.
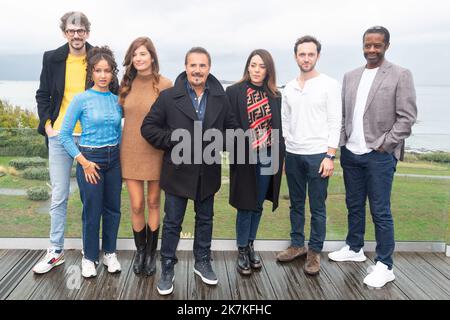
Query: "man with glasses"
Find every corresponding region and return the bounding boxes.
[33,12,95,274]
[328,26,417,288]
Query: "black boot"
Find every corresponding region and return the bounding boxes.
[144,224,159,276]
[236,246,251,275]
[132,227,146,274]
[248,240,262,269]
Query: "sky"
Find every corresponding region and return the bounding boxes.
[1,0,450,84]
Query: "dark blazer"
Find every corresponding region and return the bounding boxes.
[340,59,417,160]
[141,72,238,201]
[226,82,285,212]
[36,42,119,136]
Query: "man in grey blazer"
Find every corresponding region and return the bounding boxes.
[328,26,417,288]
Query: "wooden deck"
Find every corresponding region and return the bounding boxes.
[0,249,449,300]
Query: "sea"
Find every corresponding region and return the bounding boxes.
[0,80,449,152]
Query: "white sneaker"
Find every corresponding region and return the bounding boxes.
[328,245,367,262]
[82,257,97,278]
[103,253,121,273]
[363,261,395,288]
[32,248,65,274]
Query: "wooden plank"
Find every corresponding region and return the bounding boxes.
[0,250,28,282]
[223,251,276,300]
[0,250,44,299]
[320,255,367,300]
[386,252,448,299]
[365,253,430,300]
[334,253,408,300]
[8,250,79,300]
[189,251,232,300]
[431,252,450,266]
[258,251,304,300]
[397,252,450,296]
[417,253,450,281]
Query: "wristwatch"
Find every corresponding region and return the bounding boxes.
[324,154,336,160]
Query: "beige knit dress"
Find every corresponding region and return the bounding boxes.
[120,74,172,180]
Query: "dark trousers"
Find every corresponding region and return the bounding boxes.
[236,148,272,247]
[77,145,122,262]
[285,151,328,253]
[341,146,397,269]
[160,185,214,263]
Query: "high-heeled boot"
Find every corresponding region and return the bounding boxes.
[132,227,146,274]
[144,224,159,276]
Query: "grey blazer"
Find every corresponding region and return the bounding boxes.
[339,60,417,160]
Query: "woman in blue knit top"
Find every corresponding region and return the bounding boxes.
[59,46,123,278]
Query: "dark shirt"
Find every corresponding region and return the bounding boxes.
[186,80,209,122]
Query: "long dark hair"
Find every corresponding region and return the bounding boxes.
[86,46,118,91]
[239,49,279,97]
[119,37,161,105]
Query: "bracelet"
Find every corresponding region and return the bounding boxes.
[82,162,93,170]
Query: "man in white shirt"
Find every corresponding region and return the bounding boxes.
[276,36,342,276]
[328,26,417,288]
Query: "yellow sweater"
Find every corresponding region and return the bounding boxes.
[49,54,86,134]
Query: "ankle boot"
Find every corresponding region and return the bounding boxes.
[236,246,251,275]
[132,227,146,274]
[248,240,262,269]
[144,225,159,276]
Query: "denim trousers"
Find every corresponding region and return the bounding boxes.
[285,151,328,253]
[48,135,79,250]
[160,185,214,263]
[236,148,272,248]
[76,145,122,262]
[341,146,397,269]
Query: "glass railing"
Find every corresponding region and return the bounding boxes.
[1,127,449,245]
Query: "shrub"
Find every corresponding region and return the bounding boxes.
[22,167,50,180]
[0,128,47,158]
[418,152,450,164]
[9,157,47,170]
[27,186,50,201]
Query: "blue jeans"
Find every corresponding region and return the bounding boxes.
[341,146,397,269]
[48,135,79,250]
[161,185,214,263]
[76,145,122,262]
[236,148,272,247]
[285,152,328,253]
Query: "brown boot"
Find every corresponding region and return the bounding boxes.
[276,246,307,262]
[304,249,321,275]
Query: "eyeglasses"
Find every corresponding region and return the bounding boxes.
[65,29,87,36]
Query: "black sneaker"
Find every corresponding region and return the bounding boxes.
[194,259,218,285]
[157,260,175,295]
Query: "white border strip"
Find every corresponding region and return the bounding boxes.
[0,238,446,253]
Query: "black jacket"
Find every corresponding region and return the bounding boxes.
[36,43,119,136]
[141,72,238,200]
[226,82,285,212]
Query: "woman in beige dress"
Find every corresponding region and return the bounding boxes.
[119,37,172,276]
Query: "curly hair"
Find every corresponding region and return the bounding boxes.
[86,46,118,91]
[119,37,161,105]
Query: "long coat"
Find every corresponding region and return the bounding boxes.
[141,72,237,201]
[36,42,119,136]
[226,82,285,212]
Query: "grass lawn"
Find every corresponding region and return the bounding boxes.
[0,160,448,241]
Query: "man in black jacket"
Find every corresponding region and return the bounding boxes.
[33,12,93,274]
[141,47,237,295]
